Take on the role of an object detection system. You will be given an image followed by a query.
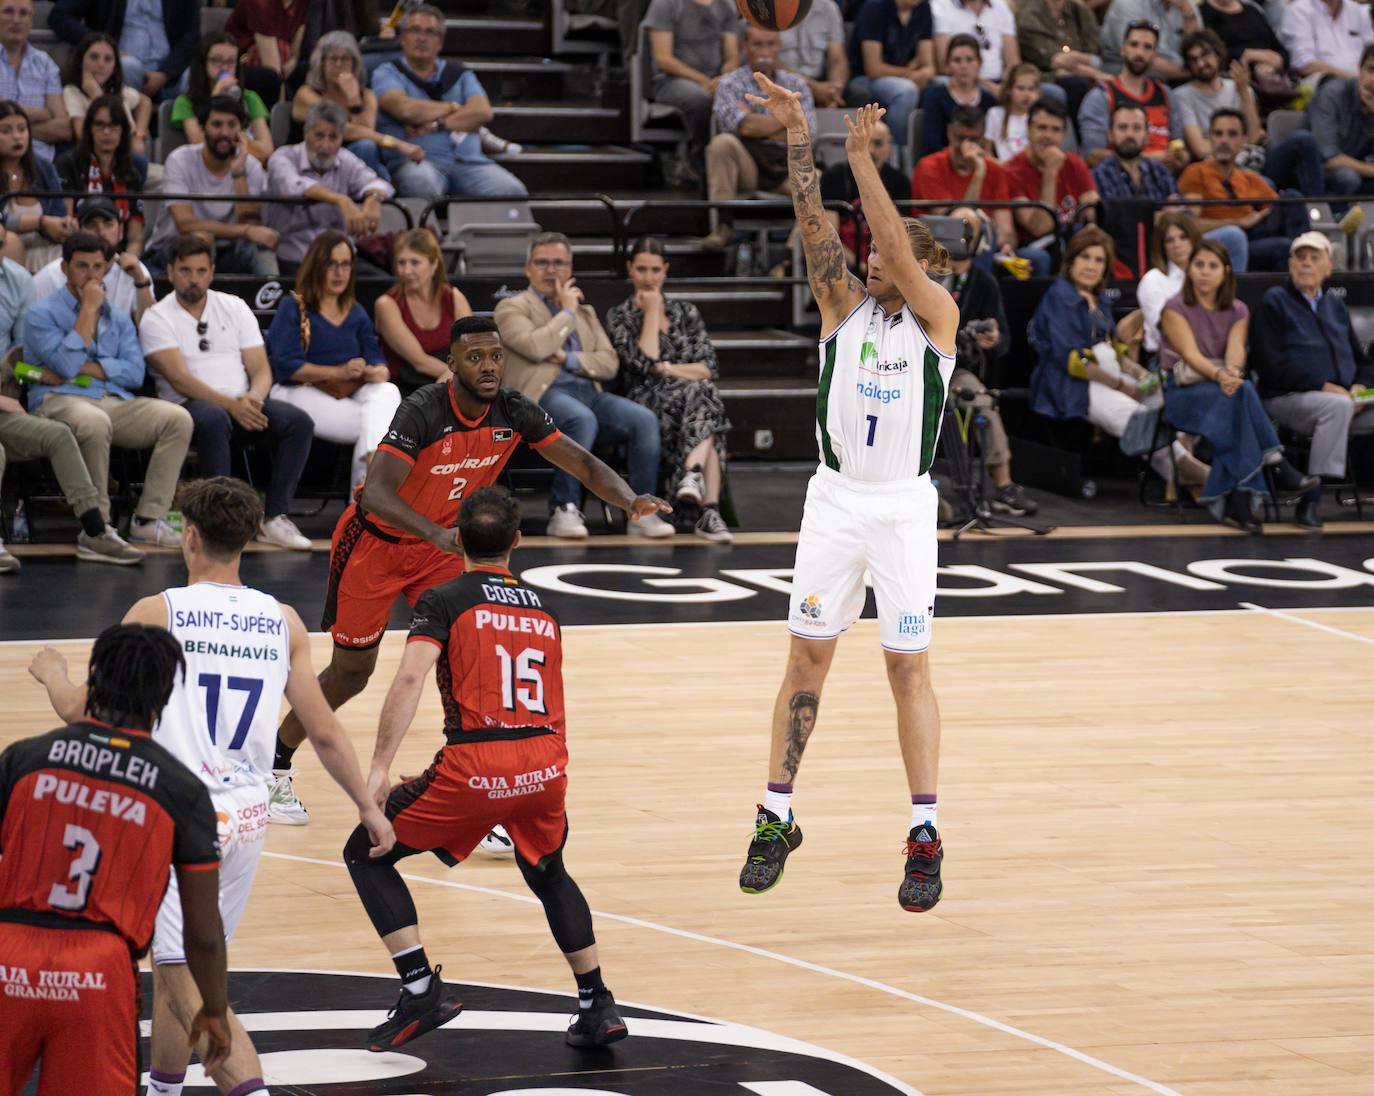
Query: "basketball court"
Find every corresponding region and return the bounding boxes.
[3,525,1372,1094]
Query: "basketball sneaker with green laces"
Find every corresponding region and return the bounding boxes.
[366,966,463,1052]
[738,806,804,894]
[898,824,944,912]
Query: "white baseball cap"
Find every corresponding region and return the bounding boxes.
[1290,231,1332,256]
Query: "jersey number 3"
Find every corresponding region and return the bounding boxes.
[495,644,547,715]
[48,824,101,912]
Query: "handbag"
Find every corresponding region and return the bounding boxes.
[1120,404,1162,457]
[1173,356,1222,387]
[294,292,364,400]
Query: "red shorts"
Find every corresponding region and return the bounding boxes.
[323,504,465,649]
[0,920,139,1096]
[389,735,570,866]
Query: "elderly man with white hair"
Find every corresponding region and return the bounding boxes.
[266,99,394,271]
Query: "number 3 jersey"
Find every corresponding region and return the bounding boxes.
[158,583,292,794]
[817,296,955,482]
[407,568,565,744]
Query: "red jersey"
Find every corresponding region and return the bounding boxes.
[0,722,219,956]
[912,149,1011,219]
[1103,77,1172,155]
[408,567,565,744]
[1002,150,1097,243]
[368,383,561,542]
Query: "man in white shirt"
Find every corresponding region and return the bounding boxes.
[778,0,848,107]
[140,234,314,550]
[1283,0,1374,83]
[931,0,1020,89]
[33,197,154,323]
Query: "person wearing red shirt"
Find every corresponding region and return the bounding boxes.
[1002,97,1100,270]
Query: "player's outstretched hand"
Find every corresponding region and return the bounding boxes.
[361,805,397,858]
[746,71,806,132]
[628,493,672,519]
[27,646,68,688]
[844,103,887,161]
[190,1009,232,1072]
[430,526,463,555]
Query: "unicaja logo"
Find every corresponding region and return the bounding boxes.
[254,280,284,309]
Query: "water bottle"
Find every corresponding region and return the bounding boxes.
[11,501,28,544]
[735,240,754,278]
[219,71,242,100]
[14,362,90,387]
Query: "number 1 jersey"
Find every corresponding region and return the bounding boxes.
[158,583,292,793]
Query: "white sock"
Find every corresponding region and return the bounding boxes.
[403,973,432,994]
[911,800,938,830]
[146,1078,184,1096]
[762,787,793,821]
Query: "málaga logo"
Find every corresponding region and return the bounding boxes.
[135,970,919,1094]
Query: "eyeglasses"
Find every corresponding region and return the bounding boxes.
[324,54,353,64]
[1125,19,1159,34]
[973,22,990,50]
[529,258,570,270]
[326,259,354,271]
[196,319,210,353]
[403,26,443,38]
[90,120,121,132]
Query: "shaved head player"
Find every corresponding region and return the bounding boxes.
[270,316,671,821]
[737,82,958,911]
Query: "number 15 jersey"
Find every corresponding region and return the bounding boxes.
[816,296,955,483]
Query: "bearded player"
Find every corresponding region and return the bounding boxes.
[269,315,671,823]
[737,81,958,911]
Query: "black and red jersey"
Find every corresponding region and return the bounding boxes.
[0,722,219,956]
[408,567,566,744]
[368,383,561,541]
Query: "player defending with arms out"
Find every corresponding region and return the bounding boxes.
[738,80,958,911]
[29,477,395,1096]
[269,316,670,824]
[0,625,232,1096]
[345,486,629,1053]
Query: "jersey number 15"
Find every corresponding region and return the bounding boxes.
[495,644,546,715]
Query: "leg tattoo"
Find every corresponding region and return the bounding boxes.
[782,691,819,783]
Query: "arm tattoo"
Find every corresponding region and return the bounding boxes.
[782,690,819,783]
[788,138,861,304]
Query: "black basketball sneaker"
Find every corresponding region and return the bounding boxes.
[898,824,944,912]
[566,989,629,1047]
[367,966,463,1052]
[739,806,804,894]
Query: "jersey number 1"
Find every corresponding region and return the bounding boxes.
[199,674,264,750]
[865,414,878,447]
[495,644,547,715]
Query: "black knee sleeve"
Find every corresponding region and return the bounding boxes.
[344,825,422,939]
[517,849,595,955]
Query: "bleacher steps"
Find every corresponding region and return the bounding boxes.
[444,15,546,55]
[491,103,625,144]
[497,146,651,190]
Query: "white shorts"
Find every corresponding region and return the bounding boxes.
[152,782,269,965]
[788,466,939,653]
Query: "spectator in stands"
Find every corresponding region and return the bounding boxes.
[375,226,471,397]
[1179,108,1310,271]
[821,116,910,273]
[53,94,146,261]
[141,234,315,550]
[61,32,150,158]
[1017,0,1103,122]
[0,241,27,341]
[1102,0,1202,82]
[914,105,1035,274]
[984,63,1040,160]
[1091,102,1250,271]
[1174,30,1260,160]
[1158,238,1317,531]
[607,236,732,542]
[0,100,72,271]
[702,25,815,250]
[1200,0,1293,104]
[1251,232,1374,529]
[1281,0,1374,84]
[373,4,527,199]
[294,30,424,182]
[226,0,312,95]
[34,196,152,323]
[931,0,1019,93]
[172,33,275,166]
[0,0,71,160]
[265,229,401,489]
[494,231,670,540]
[1135,209,1200,361]
[22,231,193,546]
[921,34,995,155]
[1030,225,1205,487]
[1002,98,1098,264]
[846,0,935,151]
[940,206,1037,516]
[50,0,199,101]
[1079,22,1185,169]
[266,100,393,271]
[145,96,279,277]
[778,0,847,108]
[642,0,739,172]
[1310,46,1374,207]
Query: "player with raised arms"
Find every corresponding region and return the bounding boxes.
[29,477,395,1096]
[736,81,959,911]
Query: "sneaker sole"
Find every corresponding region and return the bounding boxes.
[567,1021,629,1048]
[75,546,144,565]
[740,871,785,895]
[989,501,1029,517]
[367,998,463,1052]
[676,489,704,506]
[267,810,310,826]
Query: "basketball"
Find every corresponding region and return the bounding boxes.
[736,0,813,32]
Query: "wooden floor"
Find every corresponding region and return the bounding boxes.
[4,607,1373,1094]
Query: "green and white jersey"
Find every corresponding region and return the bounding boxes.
[815,296,955,483]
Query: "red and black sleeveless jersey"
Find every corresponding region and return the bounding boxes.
[0,721,219,956]
[367,383,562,541]
[1104,78,1172,155]
[407,567,566,743]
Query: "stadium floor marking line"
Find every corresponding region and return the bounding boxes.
[1239,601,1374,647]
[260,850,1181,1096]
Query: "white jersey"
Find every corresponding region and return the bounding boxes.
[816,296,955,483]
[157,582,292,794]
